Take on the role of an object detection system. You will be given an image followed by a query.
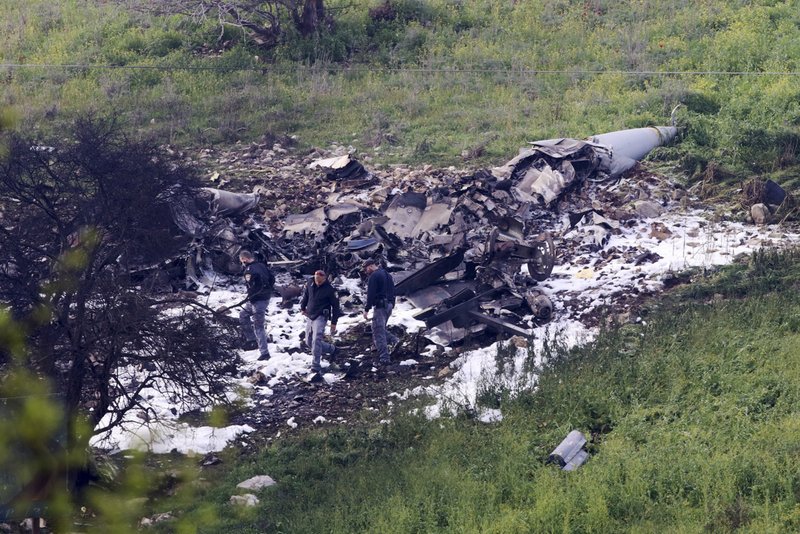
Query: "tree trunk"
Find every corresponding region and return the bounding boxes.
[298,0,324,35]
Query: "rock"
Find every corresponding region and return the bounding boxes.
[248,371,268,385]
[509,335,528,349]
[230,494,260,507]
[649,222,672,240]
[236,475,277,491]
[750,203,770,225]
[139,512,173,528]
[633,200,664,219]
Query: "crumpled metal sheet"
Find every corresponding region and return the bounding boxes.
[381,192,427,239]
[169,195,207,237]
[199,187,260,217]
[406,282,476,345]
[307,154,373,183]
[168,187,260,238]
[514,163,576,205]
[415,200,455,237]
[307,154,354,171]
[563,210,621,251]
[492,126,678,205]
[282,207,328,238]
[324,202,366,222]
[395,249,466,296]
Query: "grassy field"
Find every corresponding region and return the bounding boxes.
[2,0,800,182]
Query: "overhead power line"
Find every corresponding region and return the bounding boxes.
[2,63,800,76]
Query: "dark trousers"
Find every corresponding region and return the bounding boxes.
[239,298,270,357]
[372,303,399,363]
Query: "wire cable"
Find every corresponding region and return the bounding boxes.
[2,63,800,76]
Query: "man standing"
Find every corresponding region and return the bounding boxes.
[362,259,399,365]
[300,270,341,374]
[238,250,274,361]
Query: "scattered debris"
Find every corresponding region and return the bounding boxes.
[106,123,751,445]
[548,430,589,471]
[142,125,681,352]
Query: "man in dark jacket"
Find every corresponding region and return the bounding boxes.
[300,270,341,374]
[362,259,399,365]
[238,250,275,361]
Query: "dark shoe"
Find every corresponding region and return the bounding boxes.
[258,353,271,361]
[242,340,258,351]
[307,371,324,383]
[382,363,402,374]
[389,337,403,356]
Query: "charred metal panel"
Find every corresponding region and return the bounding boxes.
[382,192,427,239]
[199,188,260,217]
[394,249,465,296]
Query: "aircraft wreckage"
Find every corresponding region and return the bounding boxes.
[150,124,678,345]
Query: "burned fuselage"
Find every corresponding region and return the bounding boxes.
[158,125,678,345]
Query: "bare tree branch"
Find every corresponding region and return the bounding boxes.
[0,116,240,448]
[130,0,327,49]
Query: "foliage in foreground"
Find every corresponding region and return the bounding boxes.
[0,116,240,531]
[137,247,800,533]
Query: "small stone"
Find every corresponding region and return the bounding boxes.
[237,475,277,491]
[750,203,770,225]
[649,222,672,241]
[509,335,528,349]
[633,200,664,219]
[230,494,260,507]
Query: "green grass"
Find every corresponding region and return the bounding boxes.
[131,248,800,533]
[2,0,800,182]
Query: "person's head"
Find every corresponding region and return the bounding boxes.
[313,270,327,286]
[362,259,379,275]
[239,250,256,265]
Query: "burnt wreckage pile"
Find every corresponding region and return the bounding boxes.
[163,125,678,345]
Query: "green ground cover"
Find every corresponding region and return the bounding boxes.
[2,0,800,179]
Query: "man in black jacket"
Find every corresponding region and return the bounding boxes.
[238,250,275,361]
[363,259,399,365]
[300,270,341,374]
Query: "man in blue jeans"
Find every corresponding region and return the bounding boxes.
[362,259,399,365]
[238,250,274,361]
[300,270,341,374]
